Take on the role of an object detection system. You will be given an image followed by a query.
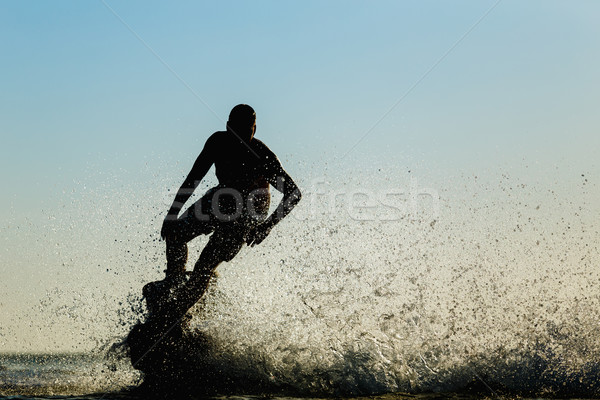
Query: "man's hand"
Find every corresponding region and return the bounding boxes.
[246,222,273,247]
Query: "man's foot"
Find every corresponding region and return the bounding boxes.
[142,273,188,320]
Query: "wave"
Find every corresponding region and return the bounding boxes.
[124,314,600,398]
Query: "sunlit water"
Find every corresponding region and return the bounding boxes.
[2,162,599,399]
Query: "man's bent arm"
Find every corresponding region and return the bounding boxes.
[246,169,301,247]
[265,169,302,228]
[166,142,213,219]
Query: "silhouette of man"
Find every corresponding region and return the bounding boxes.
[145,104,301,324]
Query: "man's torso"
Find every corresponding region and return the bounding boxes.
[204,131,280,216]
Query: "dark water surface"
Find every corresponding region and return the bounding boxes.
[1,351,598,400]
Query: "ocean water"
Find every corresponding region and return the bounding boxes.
[2,165,599,399]
[0,352,138,398]
[0,346,597,400]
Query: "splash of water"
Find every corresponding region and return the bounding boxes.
[126,164,600,397]
[7,160,597,397]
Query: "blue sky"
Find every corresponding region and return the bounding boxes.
[1,1,599,351]
[2,1,598,183]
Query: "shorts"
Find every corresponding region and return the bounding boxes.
[166,185,268,262]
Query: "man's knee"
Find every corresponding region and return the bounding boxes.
[219,241,244,262]
[164,226,201,245]
[165,235,186,250]
[165,215,214,244]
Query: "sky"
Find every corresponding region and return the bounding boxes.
[1,1,599,352]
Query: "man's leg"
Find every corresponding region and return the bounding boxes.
[144,205,213,317]
[176,241,224,316]
[165,237,189,281]
[168,226,246,320]
[163,203,214,281]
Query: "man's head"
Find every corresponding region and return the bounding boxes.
[227,104,256,142]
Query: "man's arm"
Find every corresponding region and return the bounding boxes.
[246,156,301,247]
[163,138,214,226]
[264,168,302,228]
